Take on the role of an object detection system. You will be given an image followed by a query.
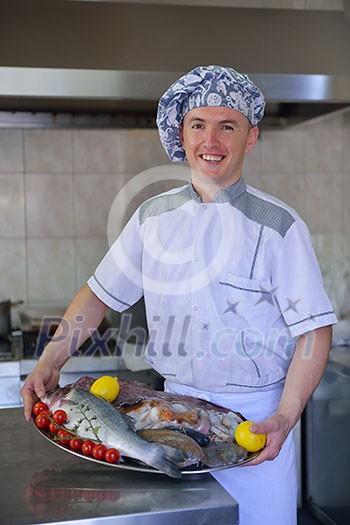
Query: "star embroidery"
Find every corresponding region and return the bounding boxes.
[202,322,210,331]
[223,300,240,315]
[284,297,301,313]
[255,286,278,307]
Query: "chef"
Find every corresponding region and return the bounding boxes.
[21,65,337,525]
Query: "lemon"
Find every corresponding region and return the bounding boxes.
[90,375,120,402]
[234,420,266,452]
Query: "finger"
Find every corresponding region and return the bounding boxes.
[241,457,262,467]
[240,450,267,467]
[241,446,277,466]
[21,388,38,422]
[32,377,47,400]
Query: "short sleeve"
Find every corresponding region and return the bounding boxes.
[87,209,143,311]
[272,218,337,337]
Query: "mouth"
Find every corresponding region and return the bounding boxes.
[200,154,225,164]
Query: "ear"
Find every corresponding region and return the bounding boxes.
[179,123,184,147]
[245,126,259,153]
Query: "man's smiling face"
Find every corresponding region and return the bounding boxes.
[179,106,258,193]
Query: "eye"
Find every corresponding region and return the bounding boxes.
[191,123,204,129]
[222,125,234,131]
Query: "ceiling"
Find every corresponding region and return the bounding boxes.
[0,0,349,128]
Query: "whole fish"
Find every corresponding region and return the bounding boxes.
[43,387,184,478]
[202,442,248,468]
[137,429,204,468]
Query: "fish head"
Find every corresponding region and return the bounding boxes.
[42,384,79,412]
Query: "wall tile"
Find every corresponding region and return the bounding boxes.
[75,236,109,289]
[304,172,344,234]
[261,127,306,173]
[0,129,23,172]
[0,239,26,301]
[344,175,350,234]
[73,130,125,173]
[244,172,306,218]
[74,173,128,236]
[25,174,74,237]
[305,0,343,9]
[24,129,72,172]
[0,174,25,237]
[27,238,75,302]
[120,129,170,172]
[306,112,344,172]
[312,233,349,318]
[243,136,262,174]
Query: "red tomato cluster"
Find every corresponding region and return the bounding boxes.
[32,402,120,464]
[80,440,120,463]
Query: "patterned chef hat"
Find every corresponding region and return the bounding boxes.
[156,65,265,161]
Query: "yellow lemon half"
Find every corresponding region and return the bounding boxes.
[90,375,120,402]
[234,420,266,452]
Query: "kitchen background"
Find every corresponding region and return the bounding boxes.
[0,108,349,323]
[0,1,349,523]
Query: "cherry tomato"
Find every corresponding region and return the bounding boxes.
[69,438,83,451]
[49,421,59,433]
[92,444,107,460]
[105,448,120,464]
[40,409,51,418]
[35,412,50,429]
[52,410,67,426]
[57,429,74,445]
[33,402,49,416]
[81,440,95,456]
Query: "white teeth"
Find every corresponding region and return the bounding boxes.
[201,154,223,162]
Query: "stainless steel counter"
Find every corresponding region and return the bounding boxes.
[305,346,350,524]
[0,408,238,525]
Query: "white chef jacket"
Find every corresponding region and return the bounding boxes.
[88,177,336,392]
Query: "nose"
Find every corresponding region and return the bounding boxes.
[204,126,220,148]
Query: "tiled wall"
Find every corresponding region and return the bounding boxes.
[0,128,170,308]
[0,108,349,319]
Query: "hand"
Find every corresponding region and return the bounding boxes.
[241,414,291,466]
[20,363,60,422]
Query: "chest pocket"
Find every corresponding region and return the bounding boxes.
[218,272,281,331]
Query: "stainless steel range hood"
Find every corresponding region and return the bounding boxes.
[0,67,349,129]
[0,1,349,128]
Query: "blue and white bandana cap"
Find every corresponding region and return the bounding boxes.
[156,65,265,161]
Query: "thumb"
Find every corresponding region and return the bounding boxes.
[250,422,270,434]
[33,379,46,400]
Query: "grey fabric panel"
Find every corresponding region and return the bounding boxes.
[232,190,295,238]
[139,185,192,225]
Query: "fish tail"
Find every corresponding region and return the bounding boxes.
[148,444,185,479]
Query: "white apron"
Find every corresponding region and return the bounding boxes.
[165,380,297,525]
